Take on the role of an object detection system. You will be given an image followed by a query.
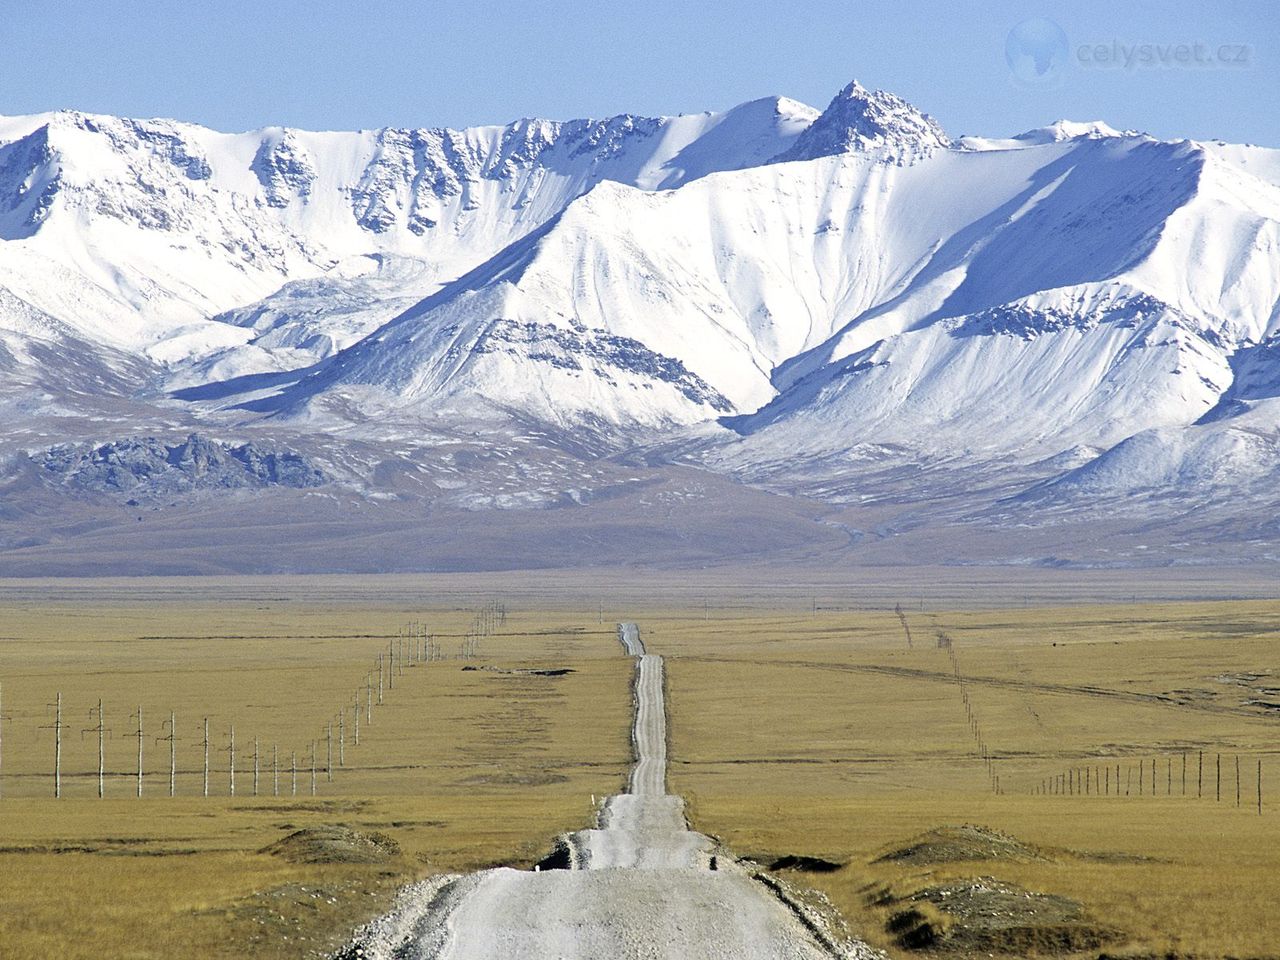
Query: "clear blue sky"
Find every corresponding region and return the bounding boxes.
[4,0,1275,145]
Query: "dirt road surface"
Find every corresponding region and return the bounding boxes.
[339,623,873,959]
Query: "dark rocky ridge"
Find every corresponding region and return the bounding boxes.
[37,433,328,499]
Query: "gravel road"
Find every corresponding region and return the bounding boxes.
[617,621,645,656]
[338,623,873,960]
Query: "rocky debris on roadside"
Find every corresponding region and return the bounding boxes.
[882,876,1119,954]
[262,825,401,865]
[874,823,1050,866]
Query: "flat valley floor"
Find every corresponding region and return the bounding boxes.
[0,569,1277,959]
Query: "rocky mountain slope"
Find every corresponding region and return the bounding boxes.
[1,80,1277,573]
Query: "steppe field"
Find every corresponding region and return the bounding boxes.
[0,570,1277,960]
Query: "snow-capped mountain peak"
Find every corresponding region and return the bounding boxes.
[774,79,950,164]
[1014,119,1133,143]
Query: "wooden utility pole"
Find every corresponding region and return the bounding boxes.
[0,681,5,799]
[201,718,210,798]
[131,706,144,798]
[338,712,345,767]
[326,722,333,781]
[378,655,384,704]
[156,712,178,798]
[291,751,297,797]
[82,700,108,799]
[228,725,236,797]
[310,742,317,796]
[253,737,260,797]
[273,744,279,797]
[44,693,63,799]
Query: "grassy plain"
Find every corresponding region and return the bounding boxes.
[0,599,633,959]
[660,602,1280,958]
[1,580,1278,959]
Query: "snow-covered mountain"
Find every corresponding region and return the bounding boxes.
[0,96,816,374]
[2,80,1279,573]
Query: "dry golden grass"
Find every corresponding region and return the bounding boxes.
[4,587,1280,959]
[662,601,1280,958]
[0,600,633,959]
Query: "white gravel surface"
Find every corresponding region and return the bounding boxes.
[338,623,872,959]
[618,621,645,656]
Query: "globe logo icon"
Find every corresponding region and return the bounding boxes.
[1005,18,1069,87]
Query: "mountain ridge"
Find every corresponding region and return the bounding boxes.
[1,80,1279,572]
